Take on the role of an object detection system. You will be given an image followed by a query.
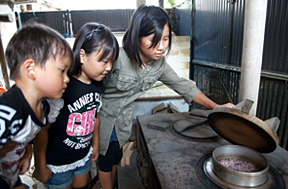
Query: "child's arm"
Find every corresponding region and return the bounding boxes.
[32,124,52,184]
[18,144,32,174]
[193,92,234,109]
[12,186,26,189]
[32,98,64,183]
[0,141,19,159]
[91,113,100,161]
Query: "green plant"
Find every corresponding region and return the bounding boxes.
[168,0,177,8]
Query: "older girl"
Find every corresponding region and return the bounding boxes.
[98,5,234,189]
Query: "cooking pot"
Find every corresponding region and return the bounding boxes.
[211,145,269,187]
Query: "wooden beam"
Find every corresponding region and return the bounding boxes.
[120,142,134,167]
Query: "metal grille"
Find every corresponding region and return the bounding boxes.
[192,63,240,107]
[19,11,67,35]
[192,0,232,64]
[17,9,134,36]
[191,0,288,150]
[257,77,288,149]
[70,9,134,35]
[262,0,288,74]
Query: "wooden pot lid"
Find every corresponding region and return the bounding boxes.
[207,99,279,153]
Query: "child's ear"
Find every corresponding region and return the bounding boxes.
[23,59,36,79]
[80,49,86,64]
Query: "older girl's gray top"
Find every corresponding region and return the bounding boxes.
[99,47,201,155]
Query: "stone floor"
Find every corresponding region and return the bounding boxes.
[20,149,145,189]
[89,149,145,189]
[116,149,146,189]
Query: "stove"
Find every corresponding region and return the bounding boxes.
[136,112,288,189]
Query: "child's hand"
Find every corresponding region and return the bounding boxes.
[91,145,99,161]
[18,157,31,174]
[0,141,19,159]
[18,144,32,174]
[32,166,52,184]
[217,103,235,108]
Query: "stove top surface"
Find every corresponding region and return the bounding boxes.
[137,112,288,189]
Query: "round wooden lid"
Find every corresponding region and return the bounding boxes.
[207,108,279,153]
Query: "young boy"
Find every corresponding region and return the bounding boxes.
[0,22,73,189]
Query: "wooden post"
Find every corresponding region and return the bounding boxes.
[159,0,164,8]
[0,13,14,89]
[0,34,10,89]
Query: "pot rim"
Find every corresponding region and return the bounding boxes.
[213,145,269,174]
[211,145,269,187]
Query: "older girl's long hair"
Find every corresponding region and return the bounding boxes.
[123,5,172,68]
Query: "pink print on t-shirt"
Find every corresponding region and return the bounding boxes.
[66,108,96,136]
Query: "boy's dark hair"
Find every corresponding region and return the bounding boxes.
[5,22,73,80]
[71,22,119,77]
[123,5,172,68]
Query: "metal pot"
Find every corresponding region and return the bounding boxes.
[211,145,269,187]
